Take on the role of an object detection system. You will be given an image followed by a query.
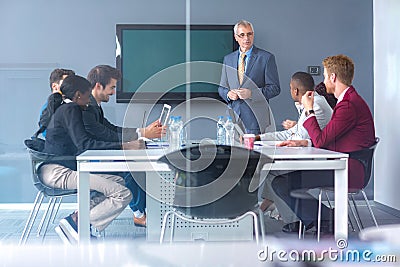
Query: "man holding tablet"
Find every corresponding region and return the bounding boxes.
[83,65,165,227]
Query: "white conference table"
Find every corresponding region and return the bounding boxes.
[76,143,348,244]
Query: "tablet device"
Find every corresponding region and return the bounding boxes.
[159,104,171,126]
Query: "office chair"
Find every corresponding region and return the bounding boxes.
[19,138,77,245]
[158,144,272,244]
[291,137,380,242]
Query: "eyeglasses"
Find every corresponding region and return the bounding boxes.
[236,32,254,38]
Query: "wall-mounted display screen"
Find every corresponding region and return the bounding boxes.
[116,24,238,103]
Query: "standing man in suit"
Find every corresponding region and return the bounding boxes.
[218,19,280,134]
[272,54,376,233]
[83,65,165,227]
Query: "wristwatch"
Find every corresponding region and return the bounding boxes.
[305,109,315,117]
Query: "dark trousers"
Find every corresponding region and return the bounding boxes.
[122,172,146,213]
[271,170,334,226]
[117,172,146,213]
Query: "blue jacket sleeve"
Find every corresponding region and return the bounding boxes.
[260,54,280,100]
[218,57,231,103]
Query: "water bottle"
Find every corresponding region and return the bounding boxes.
[216,116,226,145]
[163,116,174,143]
[176,116,186,147]
[169,116,180,150]
[166,116,173,143]
[225,116,235,146]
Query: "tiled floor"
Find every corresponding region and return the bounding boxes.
[1,201,399,245]
[0,204,146,245]
[1,202,400,267]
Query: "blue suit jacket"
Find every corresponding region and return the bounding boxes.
[218,46,280,134]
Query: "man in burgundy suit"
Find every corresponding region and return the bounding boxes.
[272,54,376,233]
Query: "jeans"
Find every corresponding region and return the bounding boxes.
[120,172,146,213]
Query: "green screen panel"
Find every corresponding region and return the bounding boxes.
[116,25,236,102]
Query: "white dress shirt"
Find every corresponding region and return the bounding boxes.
[260,92,333,141]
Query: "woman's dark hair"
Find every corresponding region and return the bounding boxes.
[60,75,91,100]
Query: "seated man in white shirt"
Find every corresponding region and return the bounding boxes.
[280,82,336,130]
[256,72,333,222]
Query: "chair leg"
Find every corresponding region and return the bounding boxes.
[36,197,56,237]
[51,197,63,224]
[348,196,362,231]
[324,190,333,209]
[258,207,266,244]
[249,211,260,245]
[41,197,59,243]
[159,210,174,244]
[169,212,176,243]
[351,195,364,229]
[323,190,353,234]
[317,189,322,242]
[297,219,306,240]
[323,190,356,232]
[361,189,378,227]
[293,198,303,240]
[341,198,355,232]
[19,192,44,245]
[348,213,356,232]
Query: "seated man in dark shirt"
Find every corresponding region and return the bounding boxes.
[37,68,75,137]
[84,65,165,227]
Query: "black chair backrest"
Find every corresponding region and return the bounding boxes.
[158,144,272,218]
[24,138,76,197]
[24,138,51,192]
[348,137,380,189]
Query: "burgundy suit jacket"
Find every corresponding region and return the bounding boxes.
[303,86,375,189]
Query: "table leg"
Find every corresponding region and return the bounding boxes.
[146,171,164,241]
[77,170,90,244]
[334,158,348,242]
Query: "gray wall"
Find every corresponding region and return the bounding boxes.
[0,0,373,202]
[374,0,400,210]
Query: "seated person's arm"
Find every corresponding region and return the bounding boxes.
[282,119,297,130]
[139,120,166,139]
[82,106,129,142]
[277,139,310,147]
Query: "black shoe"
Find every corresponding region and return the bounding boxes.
[282,221,314,233]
